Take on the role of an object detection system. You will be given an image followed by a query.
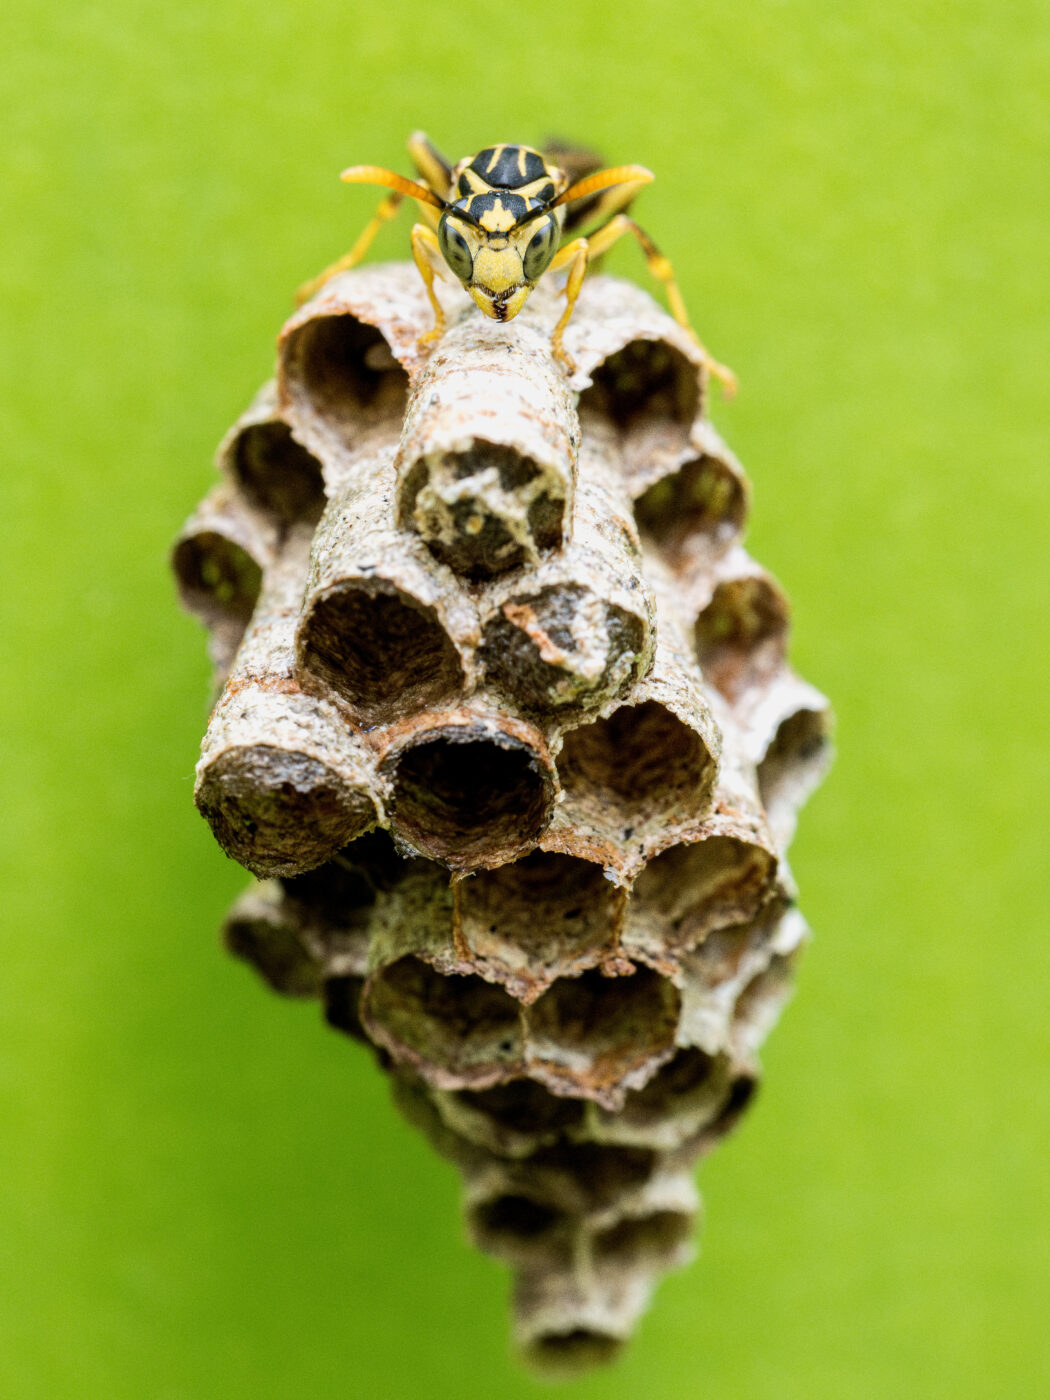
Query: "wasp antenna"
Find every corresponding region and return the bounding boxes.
[340,165,444,209]
[552,164,654,208]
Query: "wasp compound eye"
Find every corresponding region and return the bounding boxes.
[438,214,474,281]
[522,215,558,282]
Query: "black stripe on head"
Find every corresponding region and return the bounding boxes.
[465,190,529,224]
[470,145,548,190]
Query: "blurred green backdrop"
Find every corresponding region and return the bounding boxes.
[2,1,1047,1396]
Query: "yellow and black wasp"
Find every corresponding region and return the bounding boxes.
[298,133,735,393]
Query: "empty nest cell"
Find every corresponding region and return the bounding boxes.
[295,446,478,726]
[378,706,557,872]
[625,831,779,969]
[361,956,524,1090]
[630,420,749,572]
[279,291,409,472]
[219,381,326,525]
[172,485,272,676]
[454,850,626,1003]
[223,883,323,999]
[194,526,381,877]
[524,967,681,1108]
[694,551,791,702]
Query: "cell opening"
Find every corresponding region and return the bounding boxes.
[471,1195,564,1245]
[481,584,646,712]
[458,851,620,995]
[322,975,367,1042]
[527,968,680,1097]
[758,707,831,818]
[525,1141,657,1214]
[524,1329,622,1374]
[172,531,262,632]
[593,1210,693,1267]
[634,453,746,567]
[454,1079,586,1136]
[632,836,777,950]
[558,700,714,825]
[223,907,320,999]
[298,581,465,726]
[695,575,789,701]
[579,338,700,431]
[195,745,378,879]
[283,313,408,450]
[387,730,553,870]
[362,956,523,1087]
[230,421,326,524]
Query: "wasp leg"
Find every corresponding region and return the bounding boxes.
[295,191,405,306]
[410,223,449,347]
[548,214,737,396]
[548,237,590,373]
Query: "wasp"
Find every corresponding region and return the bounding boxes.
[298,133,736,393]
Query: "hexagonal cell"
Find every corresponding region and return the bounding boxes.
[279,308,408,462]
[695,566,790,703]
[588,1047,736,1152]
[757,699,833,849]
[380,710,557,873]
[299,579,468,726]
[579,337,700,436]
[361,956,524,1090]
[172,487,271,675]
[322,974,368,1043]
[592,1209,694,1272]
[434,1078,587,1158]
[228,419,326,525]
[627,833,778,962]
[525,967,681,1107]
[632,427,749,572]
[456,851,625,1002]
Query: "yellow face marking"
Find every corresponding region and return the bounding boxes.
[478,197,518,234]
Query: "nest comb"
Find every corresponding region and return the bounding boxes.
[174,264,832,1375]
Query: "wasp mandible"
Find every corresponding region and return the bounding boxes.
[298,133,736,393]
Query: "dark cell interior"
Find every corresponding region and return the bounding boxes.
[758,707,830,815]
[288,314,408,439]
[322,975,368,1042]
[579,338,700,429]
[232,421,326,524]
[460,851,618,976]
[527,1329,622,1372]
[455,1078,586,1135]
[593,1210,692,1266]
[363,956,523,1081]
[634,453,746,566]
[695,575,789,700]
[389,730,551,868]
[558,700,713,815]
[172,531,262,629]
[298,582,465,726]
[224,913,319,999]
[632,836,776,947]
[473,1194,564,1242]
[526,1141,657,1212]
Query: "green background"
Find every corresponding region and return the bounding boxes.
[2,2,1047,1396]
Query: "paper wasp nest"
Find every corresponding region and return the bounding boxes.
[175,265,831,1374]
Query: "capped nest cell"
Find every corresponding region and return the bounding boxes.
[175,262,831,1374]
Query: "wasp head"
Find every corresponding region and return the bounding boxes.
[437,194,561,323]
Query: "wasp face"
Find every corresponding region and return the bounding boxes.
[438,199,561,323]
